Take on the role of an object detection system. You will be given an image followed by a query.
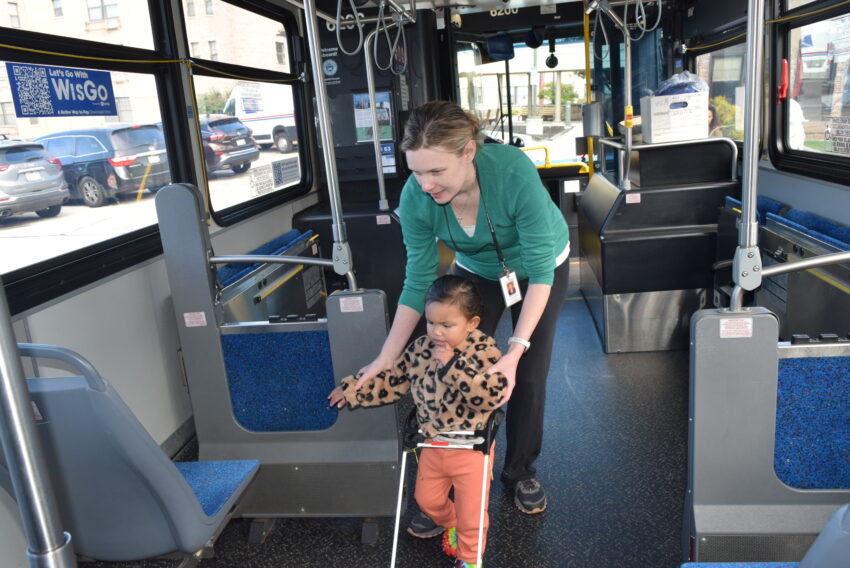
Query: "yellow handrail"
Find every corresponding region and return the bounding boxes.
[520,146,589,173]
[521,146,551,168]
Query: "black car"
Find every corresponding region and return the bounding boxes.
[200,116,260,174]
[35,125,171,207]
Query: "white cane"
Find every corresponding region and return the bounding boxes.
[476,451,489,567]
[390,449,410,568]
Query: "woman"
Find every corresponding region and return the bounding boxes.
[356,101,570,525]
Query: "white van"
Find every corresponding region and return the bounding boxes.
[223,82,297,153]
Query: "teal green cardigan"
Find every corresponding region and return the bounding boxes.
[397,143,570,313]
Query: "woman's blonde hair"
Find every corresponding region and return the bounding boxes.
[401,101,484,155]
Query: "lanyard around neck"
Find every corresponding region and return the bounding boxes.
[441,160,509,273]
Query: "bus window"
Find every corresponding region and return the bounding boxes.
[786,13,850,155]
[7,1,154,50]
[696,42,746,140]
[184,1,292,74]
[185,1,305,217]
[456,38,587,166]
[0,65,166,275]
[192,76,303,213]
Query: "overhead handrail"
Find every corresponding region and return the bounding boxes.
[372,0,407,74]
[336,0,366,56]
[328,0,415,60]
[624,0,663,41]
[209,255,358,291]
[0,281,77,568]
[728,250,850,312]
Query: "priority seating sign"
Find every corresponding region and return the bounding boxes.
[6,62,117,118]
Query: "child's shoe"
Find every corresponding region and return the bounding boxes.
[453,559,478,568]
[441,527,458,558]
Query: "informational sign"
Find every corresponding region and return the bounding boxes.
[719,317,753,339]
[353,91,393,143]
[321,46,341,86]
[248,157,300,197]
[6,62,116,118]
[381,142,396,174]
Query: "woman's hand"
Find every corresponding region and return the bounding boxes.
[327,386,347,408]
[355,354,395,389]
[486,349,520,405]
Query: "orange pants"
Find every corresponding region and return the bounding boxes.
[414,443,495,564]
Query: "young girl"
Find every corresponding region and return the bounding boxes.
[329,275,508,567]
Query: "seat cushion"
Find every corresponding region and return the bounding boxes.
[175,460,260,517]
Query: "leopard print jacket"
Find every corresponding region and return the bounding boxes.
[339,329,508,438]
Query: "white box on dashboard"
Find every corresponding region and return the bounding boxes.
[640,91,709,143]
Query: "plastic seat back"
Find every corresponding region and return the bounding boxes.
[15,344,258,561]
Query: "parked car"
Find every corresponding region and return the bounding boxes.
[199,116,260,174]
[35,125,170,207]
[0,139,69,222]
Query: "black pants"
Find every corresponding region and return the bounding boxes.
[451,259,570,485]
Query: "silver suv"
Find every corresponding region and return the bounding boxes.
[0,140,69,222]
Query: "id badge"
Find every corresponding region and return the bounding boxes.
[499,270,522,307]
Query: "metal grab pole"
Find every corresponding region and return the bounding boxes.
[0,279,76,568]
[594,3,632,189]
[365,28,391,211]
[731,0,767,301]
[303,0,357,284]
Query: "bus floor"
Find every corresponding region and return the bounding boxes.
[90,264,690,568]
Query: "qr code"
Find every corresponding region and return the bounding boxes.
[12,65,54,117]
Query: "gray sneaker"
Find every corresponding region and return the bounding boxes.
[514,478,547,514]
[406,511,444,538]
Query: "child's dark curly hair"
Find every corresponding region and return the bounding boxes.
[425,275,485,320]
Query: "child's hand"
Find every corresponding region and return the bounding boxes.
[328,386,347,408]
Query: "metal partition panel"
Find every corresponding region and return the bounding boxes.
[157,185,399,518]
[686,307,850,562]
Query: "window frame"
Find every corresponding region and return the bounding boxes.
[768,0,850,187]
[0,0,311,315]
[184,1,311,227]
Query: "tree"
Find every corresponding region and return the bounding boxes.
[197,89,228,115]
[710,95,744,139]
[539,83,579,105]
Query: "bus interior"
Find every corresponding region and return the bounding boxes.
[0,0,848,567]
